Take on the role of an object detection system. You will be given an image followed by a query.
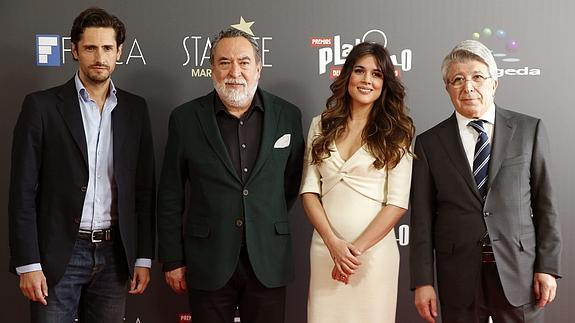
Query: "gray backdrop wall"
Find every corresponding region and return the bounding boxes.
[1,0,573,322]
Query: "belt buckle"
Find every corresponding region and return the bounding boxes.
[481,245,495,263]
[91,229,103,243]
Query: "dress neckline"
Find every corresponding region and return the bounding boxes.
[333,142,366,163]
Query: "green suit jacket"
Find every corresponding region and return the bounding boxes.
[157,89,304,290]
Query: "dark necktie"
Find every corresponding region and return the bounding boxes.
[468,120,491,200]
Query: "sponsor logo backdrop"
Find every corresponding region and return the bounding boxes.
[1,0,573,322]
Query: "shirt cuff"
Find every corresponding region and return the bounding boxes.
[135,258,152,268]
[15,263,43,275]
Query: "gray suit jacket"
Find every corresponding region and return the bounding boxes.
[410,106,561,307]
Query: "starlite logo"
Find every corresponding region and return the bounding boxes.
[471,27,541,77]
[182,16,273,78]
[35,34,146,67]
[310,29,413,79]
[36,35,61,66]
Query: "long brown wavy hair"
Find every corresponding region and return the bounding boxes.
[311,42,415,169]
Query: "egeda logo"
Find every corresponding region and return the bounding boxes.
[36,35,61,66]
[472,27,541,77]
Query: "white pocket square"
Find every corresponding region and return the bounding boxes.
[273,134,291,148]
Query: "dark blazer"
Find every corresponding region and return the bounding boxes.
[410,106,561,307]
[157,89,304,290]
[9,78,156,287]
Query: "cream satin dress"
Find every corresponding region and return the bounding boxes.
[300,116,412,323]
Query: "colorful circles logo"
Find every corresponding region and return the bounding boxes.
[472,27,520,62]
[472,27,540,77]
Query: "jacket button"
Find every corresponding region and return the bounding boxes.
[80,186,87,192]
[235,219,244,227]
[242,189,249,196]
[483,212,491,217]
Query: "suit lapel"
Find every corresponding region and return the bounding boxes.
[246,89,280,185]
[437,114,483,201]
[487,106,515,189]
[196,92,242,183]
[56,78,88,168]
[112,91,131,165]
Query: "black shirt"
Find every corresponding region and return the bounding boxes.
[214,91,264,183]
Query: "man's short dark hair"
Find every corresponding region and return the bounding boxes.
[71,7,126,46]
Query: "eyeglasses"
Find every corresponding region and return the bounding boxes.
[448,74,492,88]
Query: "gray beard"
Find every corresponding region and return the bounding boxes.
[213,80,258,108]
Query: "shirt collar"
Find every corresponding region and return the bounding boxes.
[455,103,496,132]
[214,88,264,116]
[74,72,117,103]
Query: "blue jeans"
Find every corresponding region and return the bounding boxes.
[30,239,129,323]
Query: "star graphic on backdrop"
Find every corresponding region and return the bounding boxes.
[230,16,255,36]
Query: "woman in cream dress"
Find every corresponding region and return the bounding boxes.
[300,42,415,323]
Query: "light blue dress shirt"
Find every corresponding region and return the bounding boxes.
[77,72,117,231]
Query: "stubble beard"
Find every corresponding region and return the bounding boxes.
[86,67,111,85]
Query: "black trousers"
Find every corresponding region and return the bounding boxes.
[187,248,286,323]
[442,263,543,323]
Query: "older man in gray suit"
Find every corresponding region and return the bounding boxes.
[410,40,561,323]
